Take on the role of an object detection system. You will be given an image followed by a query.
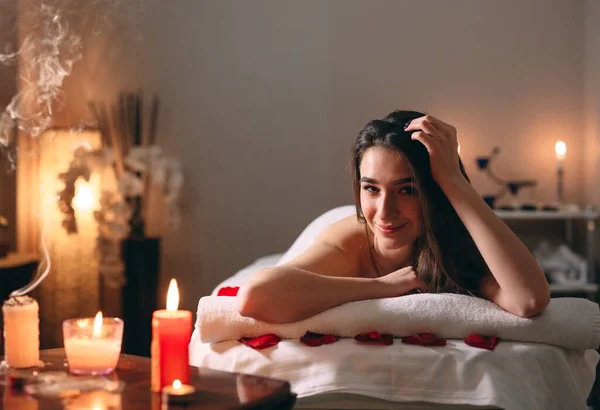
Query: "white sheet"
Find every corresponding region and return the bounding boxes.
[190,335,598,410]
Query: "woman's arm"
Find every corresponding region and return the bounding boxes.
[406,115,550,317]
[439,176,550,317]
[237,266,390,323]
[237,218,419,323]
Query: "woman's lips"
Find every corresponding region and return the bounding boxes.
[376,222,407,234]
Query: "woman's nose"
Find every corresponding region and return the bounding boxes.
[377,194,399,220]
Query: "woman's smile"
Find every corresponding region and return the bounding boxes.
[376,221,408,235]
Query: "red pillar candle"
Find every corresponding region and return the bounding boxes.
[151,279,193,392]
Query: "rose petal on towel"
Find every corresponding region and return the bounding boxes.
[322,334,339,344]
[238,334,281,349]
[401,333,447,347]
[465,333,499,351]
[354,332,393,345]
[217,286,240,296]
[299,331,340,347]
[400,334,423,345]
[300,335,324,347]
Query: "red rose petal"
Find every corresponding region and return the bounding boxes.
[238,334,281,350]
[300,331,324,347]
[322,334,339,344]
[300,336,323,347]
[300,331,339,347]
[426,338,448,346]
[401,333,447,347]
[380,334,394,345]
[217,286,240,296]
[355,332,393,345]
[418,332,439,344]
[465,333,499,351]
[400,334,423,345]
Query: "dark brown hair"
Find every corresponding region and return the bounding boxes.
[350,110,489,295]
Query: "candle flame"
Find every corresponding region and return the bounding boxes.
[93,311,103,337]
[555,141,566,159]
[457,142,461,154]
[73,181,95,211]
[166,279,179,311]
[173,379,182,389]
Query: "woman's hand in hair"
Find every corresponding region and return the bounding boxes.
[404,115,463,189]
[375,266,420,297]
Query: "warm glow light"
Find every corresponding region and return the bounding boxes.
[73,181,95,211]
[166,279,179,311]
[457,142,461,154]
[555,141,566,160]
[173,379,182,390]
[93,311,103,337]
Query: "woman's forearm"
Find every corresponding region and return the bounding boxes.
[439,176,550,315]
[236,267,390,323]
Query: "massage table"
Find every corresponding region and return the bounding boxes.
[189,207,600,410]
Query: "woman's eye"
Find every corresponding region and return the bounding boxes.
[399,186,417,195]
[362,185,379,193]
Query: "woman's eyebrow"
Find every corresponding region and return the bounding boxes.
[359,177,413,185]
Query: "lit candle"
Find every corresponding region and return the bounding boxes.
[63,311,123,375]
[151,279,193,392]
[161,379,196,405]
[555,140,566,204]
[2,296,40,368]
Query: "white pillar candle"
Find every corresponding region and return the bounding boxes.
[2,296,40,368]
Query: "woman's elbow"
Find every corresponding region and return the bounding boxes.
[236,284,265,319]
[236,282,295,323]
[513,288,551,318]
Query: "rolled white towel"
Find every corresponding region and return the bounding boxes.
[196,293,600,350]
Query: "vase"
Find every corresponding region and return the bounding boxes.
[100,236,160,357]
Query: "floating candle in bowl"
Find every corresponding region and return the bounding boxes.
[63,311,123,375]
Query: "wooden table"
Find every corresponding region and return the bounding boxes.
[1,349,296,409]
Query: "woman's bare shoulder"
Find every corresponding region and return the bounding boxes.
[281,215,372,278]
[317,215,369,254]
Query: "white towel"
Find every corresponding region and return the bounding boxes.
[196,293,600,350]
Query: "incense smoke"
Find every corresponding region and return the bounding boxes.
[0,0,146,295]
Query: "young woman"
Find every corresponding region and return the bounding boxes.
[237,110,550,323]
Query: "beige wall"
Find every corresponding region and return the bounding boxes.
[138,0,586,311]
[12,0,590,311]
[585,0,600,208]
[584,0,600,281]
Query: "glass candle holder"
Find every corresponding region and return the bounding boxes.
[63,316,123,375]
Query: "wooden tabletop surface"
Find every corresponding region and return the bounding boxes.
[1,349,296,409]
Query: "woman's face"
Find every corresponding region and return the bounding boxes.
[359,146,423,250]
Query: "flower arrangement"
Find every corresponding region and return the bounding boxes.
[56,91,183,286]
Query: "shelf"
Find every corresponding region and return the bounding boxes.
[549,283,598,293]
[495,210,598,220]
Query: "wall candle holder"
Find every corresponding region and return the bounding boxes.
[555,140,566,206]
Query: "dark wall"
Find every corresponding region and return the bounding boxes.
[0,0,18,253]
